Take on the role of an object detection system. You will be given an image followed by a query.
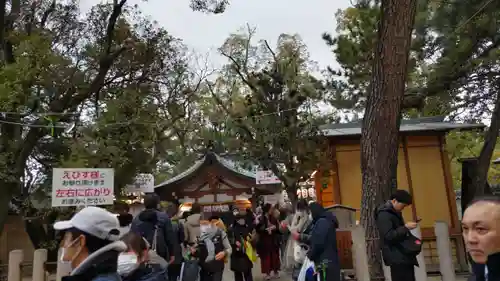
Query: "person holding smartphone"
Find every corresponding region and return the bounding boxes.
[375,190,419,281]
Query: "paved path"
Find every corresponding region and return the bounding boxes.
[222,259,470,281]
[222,258,287,281]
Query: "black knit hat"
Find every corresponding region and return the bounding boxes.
[390,190,412,205]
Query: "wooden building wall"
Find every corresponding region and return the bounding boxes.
[316,135,459,231]
[315,134,467,271]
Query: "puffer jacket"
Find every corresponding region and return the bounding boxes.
[130,209,177,261]
[229,221,253,273]
[62,241,127,281]
[307,203,340,271]
[170,216,185,264]
[374,201,418,266]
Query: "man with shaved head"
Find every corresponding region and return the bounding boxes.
[462,195,500,281]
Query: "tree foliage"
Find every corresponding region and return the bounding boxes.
[446,131,500,189]
[204,26,334,198]
[324,0,500,119]
[0,0,209,236]
[325,0,500,194]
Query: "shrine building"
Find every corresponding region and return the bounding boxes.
[154,152,281,216]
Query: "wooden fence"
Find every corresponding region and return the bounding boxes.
[1,221,467,281]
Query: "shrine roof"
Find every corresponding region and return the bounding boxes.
[154,152,268,190]
[321,116,484,137]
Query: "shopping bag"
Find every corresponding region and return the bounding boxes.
[294,242,308,263]
[297,257,315,281]
[179,259,200,281]
[244,239,257,263]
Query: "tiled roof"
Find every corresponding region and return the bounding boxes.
[154,152,271,190]
[321,116,484,137]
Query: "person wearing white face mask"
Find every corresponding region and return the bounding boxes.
[54,206,127,281]
[118,232,167,281]
[191,218,232,281]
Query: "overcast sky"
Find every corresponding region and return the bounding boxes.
[82,0,351,72]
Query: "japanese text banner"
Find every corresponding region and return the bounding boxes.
[51,168,114,207]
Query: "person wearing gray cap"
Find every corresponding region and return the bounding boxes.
[54,206,127,281]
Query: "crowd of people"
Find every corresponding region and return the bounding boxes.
[52,191,500,281]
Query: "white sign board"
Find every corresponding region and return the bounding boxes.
[263,194,281,205]
[256,170,281,185]
[52,168,114,207]
[203,204,230,213]
[125,173,154,193]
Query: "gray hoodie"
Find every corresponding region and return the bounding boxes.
[183,213,201,244]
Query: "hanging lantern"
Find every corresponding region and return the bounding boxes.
[297,189,302,199]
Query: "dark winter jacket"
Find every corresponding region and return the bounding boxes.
[245,210,255,232]
[170,217,185,265]
[122,264,167,281]
[221,210,235,227]
[307,203,341,281]
[117,214,133,237]
[130,209,177,261]
[228,220,253,273]
[374,201,418,266]
[468,252,500,281]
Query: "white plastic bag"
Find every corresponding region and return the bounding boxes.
[297,257,315,281]
[293,242,308,263]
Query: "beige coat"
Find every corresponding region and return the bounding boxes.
[183,213,201,244]
[283,211,310,268]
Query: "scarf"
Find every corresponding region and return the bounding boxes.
[199,226,219,262]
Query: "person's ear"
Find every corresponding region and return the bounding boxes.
[77,235,86,248]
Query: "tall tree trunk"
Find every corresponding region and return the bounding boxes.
[472,91,500,196]
[360,0,417,279]
[0,188,12,235]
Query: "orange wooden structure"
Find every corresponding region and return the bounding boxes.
[315,116,483,271]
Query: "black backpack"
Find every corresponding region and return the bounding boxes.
[172,220,185,246]
[131,215,169,260]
